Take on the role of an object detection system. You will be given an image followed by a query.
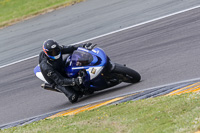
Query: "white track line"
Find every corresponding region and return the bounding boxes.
[1,5,200,69]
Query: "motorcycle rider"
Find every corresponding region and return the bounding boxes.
[39,39,94,103]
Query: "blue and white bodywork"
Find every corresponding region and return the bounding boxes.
[65,47,108,90]
[34,47,109,90]
[34,65,47,83]
[34,47,141,94]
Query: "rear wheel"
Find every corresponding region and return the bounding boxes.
[112,63,141,83]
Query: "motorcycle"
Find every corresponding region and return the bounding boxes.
[34,47,141,102]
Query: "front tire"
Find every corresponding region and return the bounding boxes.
[112,63,141,83]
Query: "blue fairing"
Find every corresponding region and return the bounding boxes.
[65,47,107,77]
[90,48,107,66]
[34,65,41,74]
[65,47,108,89]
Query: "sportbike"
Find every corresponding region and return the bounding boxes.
[34,47,141,102]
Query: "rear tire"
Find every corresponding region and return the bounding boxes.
[112,63,141,83]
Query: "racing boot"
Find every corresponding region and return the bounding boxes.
[56,85,79,103]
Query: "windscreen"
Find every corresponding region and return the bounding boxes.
[71,50,93,66]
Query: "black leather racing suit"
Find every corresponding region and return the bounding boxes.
[39,44,81,98]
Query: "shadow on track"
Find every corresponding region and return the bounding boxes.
[78,83,136,102]
[46,83,139,111]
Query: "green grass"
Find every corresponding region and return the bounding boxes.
[1,93,200,133]
[0,0,84,28]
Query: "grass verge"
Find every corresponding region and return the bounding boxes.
[0,0,85,29]
[1,93,200,133]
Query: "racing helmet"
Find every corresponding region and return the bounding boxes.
[43,39,61,60]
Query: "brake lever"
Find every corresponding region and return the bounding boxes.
[90,44,97,50]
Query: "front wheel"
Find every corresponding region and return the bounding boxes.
[112,63,141,83]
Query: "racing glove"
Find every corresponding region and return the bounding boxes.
[83,43,97,50]
[72,77,83,86]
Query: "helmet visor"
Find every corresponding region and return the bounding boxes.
[47,48,60,56]
[48,53,61,60]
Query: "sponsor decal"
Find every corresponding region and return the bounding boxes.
[92,49,99,54]
[51,44,56,48]
[91,68,96,74]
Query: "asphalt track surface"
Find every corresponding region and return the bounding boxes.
[1,0,200,126]
[1,0,200,67]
